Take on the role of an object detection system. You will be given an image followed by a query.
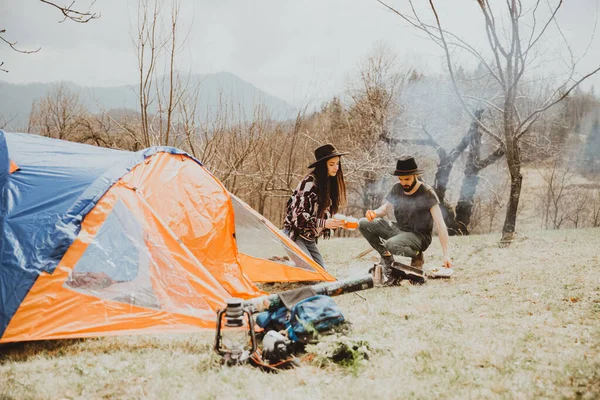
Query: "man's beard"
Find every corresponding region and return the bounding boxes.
[402,179,417,193]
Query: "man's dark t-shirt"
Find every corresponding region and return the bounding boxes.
[385,182,440,251]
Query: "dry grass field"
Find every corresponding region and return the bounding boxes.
[1,228,599,400]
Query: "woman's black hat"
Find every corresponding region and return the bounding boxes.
[308,144,348,168]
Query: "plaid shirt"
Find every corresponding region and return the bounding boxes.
[283,174,332,241]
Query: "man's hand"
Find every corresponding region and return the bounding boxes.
[365,210,377,221]
[442,255,452,269]
[325,218,344,229]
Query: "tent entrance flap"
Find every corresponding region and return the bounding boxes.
[230,194,335,282]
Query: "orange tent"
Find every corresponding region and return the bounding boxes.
[0,131,334,343]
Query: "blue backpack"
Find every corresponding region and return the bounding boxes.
[256,295,345,343]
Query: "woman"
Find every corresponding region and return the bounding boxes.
[282,143,348,268]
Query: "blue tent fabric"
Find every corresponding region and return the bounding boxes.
[0,130,199,338]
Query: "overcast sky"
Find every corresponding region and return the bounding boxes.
[1,0,599,106]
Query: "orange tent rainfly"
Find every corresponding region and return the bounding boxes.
[0,130,334,343]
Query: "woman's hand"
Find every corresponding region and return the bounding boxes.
[325,218,344,229]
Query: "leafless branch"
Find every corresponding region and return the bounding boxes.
[524,0,563,58]
[377,0,504,145]
[0,113,16,128]
[429,0,504,144]
[516,65,600,139]
[377,0,505,86]
[1,1,97,72]
[477,146,505,169]
[0,29,41,56]
[39,0,100,23]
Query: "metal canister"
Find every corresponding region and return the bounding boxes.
[372,264,382,285]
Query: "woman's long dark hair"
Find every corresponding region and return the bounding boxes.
[312,158,346,218]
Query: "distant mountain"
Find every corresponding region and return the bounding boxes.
[0,72,298,130]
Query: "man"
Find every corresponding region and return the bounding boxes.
[359,156,452,283]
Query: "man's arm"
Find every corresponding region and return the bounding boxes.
[366,201,393,221]
[430,204,453,268]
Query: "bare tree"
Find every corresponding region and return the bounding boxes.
[378,0,600,244]
[218,108,268,195]
[75,113,141,150]
[0,114,16,130]
[469,180,507,234]
[247,111,311,217]
[590,189,600,227]
[536,159,573,229]
[398,108,503,234]
[28,83,87,141]
[135,0,161,147]
[564,188,589,228]
[395,72,506,234]
[175,81,202,158]
[134,0,189,147]
[455,112,505,232]
[341,47,406,212]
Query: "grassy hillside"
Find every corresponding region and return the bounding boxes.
[1,228,599,399]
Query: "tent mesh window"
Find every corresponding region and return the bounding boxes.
[230,196,316,271]
[63,200,160,309]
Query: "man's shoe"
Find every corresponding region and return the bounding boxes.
[411,251,424,268]
[380,255,396,284]
[381,254,395,269]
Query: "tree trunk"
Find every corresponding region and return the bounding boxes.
[257,191,267,216]
[501,126,522,243]
[433,148,451,202]
[456,149,506,234]
[439,200,462,235]
[501,54,522,244]
[455,171,479,234]
[455,110,483,234]
[433,109,485,235]
[432,148,464,234]
[502,167,523,242]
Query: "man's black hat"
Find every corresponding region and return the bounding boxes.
[390,156,425,176]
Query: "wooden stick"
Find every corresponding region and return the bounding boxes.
[354,247,375,259]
